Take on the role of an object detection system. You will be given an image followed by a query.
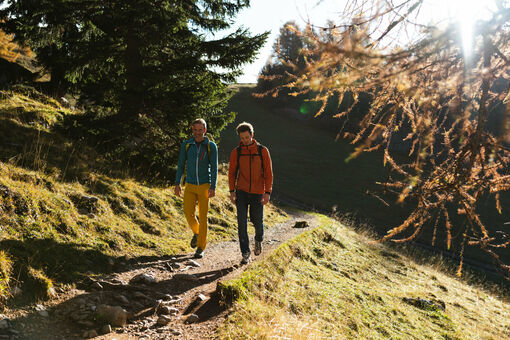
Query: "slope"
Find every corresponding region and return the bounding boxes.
[0,85,287,307]
[218,84,509,279]
[218,215,510,339]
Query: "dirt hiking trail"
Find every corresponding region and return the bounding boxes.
[1,209,317,340]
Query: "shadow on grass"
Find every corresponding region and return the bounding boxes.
[0,112,177,185]
[0,116,97,181]
[1,238,117,306]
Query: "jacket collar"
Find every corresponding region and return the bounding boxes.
[238,138,258,148]
[188,136,209,145]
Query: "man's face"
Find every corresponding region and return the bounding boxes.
[192,123,206,141]
[239,131,253,145]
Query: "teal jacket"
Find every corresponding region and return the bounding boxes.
[175,137,218,189]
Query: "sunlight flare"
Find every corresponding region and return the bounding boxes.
[442,0,499,59]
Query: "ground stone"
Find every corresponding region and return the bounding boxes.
[129,273,157,284]
[185,259,201,268]
[96,305,128,327]
[156,315,172,326]
[35,305,49,317]
[185,314,199,324]
[101,324,112,334]
[158,306,178,315]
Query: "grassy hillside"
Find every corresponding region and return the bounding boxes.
[218,84,509,276]
[218,85,404,225]
[0,86,287,306]
[218,215,510,339]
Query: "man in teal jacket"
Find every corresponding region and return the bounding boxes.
[174,119,218,258]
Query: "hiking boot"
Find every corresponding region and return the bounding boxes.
[254,241,262,256]
[194,247,204,259]
[241,252,251,264]
[190,234,198,248]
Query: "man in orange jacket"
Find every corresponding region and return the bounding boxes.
[228,122,273,264]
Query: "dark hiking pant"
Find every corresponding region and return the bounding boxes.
[235,190,264,254]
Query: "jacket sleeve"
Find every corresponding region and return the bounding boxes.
[175,141,187,185]
[228,148,238,192]
[262,147,273,193]
[209,142,218,190]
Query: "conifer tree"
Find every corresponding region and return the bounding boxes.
[0,0,268,177]
[257,21,305,96]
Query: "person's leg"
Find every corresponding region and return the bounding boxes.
[235,190,250,254]
[196,183,210,250]
[183,184,199,236]
[249,193,264,245]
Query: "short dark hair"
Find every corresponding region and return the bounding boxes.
[236,122,253,135]
[192,118,207,129]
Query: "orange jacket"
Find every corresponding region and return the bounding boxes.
[228,139,273,195]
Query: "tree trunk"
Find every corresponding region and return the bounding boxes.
[117,17,144,126]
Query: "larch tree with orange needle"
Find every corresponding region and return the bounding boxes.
[267,0,510,278]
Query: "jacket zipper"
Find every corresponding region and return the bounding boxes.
[196,143,201,185]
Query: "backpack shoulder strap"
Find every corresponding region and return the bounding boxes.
[182,142,192,185]
[257,143,265,178]
[235,145,242,177]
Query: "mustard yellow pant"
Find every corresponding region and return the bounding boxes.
[183,183,210,250]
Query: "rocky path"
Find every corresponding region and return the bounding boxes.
[0,210,316,340]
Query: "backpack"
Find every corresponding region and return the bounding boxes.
[235,143,265,179]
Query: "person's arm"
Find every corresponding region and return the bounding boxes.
[208,142,218,198]
[261,147,273,205]
[174,141,187,196]
[228,148,238,204]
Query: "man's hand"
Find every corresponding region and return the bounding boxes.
[229,191,236,204]
[208,189,216,198]
[261,193,270,205]
[174,185,182,197]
